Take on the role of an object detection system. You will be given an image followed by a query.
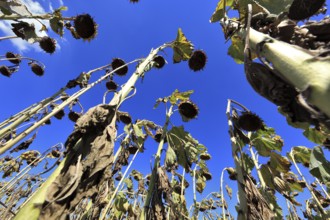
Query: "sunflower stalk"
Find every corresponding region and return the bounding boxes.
[99,147,140,220]
[226,99,248,220]
[220,168,227,220]
[225,15,330,120]
[0,59,140,155]
[14,43,170,220]
[289,150,325,215]
[140,105,173,220]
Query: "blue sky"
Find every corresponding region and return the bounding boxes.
[1,0,329,217]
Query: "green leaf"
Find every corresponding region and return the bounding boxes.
[242,152,255,173]
[50,17,64,37]
[165,145,177,170]
[255,0,294,14]
[303,127,327,144]
[288,182,303,192]
[251,128,283,157]
[210,0,234,23]
[172,28,194,63]
[167,126,205,171]
[260,164,276,190]
[228,35,245,64]
[270,152,291,173]
[287,146,311,166]
[309,146,330,185]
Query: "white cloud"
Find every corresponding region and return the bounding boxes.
[59,0,64,6]
[0,0,50,52]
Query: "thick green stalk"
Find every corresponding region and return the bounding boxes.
[240,27,330,118]
[140,105,173,220]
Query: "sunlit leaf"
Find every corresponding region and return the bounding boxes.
[167,126,205,171]
[309,146,330,185]
[242,152,255,173]
[210,0,234,23]
[251,128,283,157]
[172,28,194,63]
[260,164,276,190]
[270,152,291,173]
[133,124,144,138]
[169,89,194,105]
[287,146,311,167]
[303,127,328,144]
[228,35,245,64]
[256,0,294,14]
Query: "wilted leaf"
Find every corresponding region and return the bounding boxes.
[172,28,194,63]
[124,178,133,191]
[0,0,31,16]
[225,184,232,199]
[133,124,144,138]
[270,152,291,173]
[196,175,206,193]
[130,170,143,181]
[303,127,328,144]
[309,146,330,185]
[11,21,38,43]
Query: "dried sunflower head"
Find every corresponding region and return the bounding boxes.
[237,112,263,131]
[74,14,97,40]
[178,100,199,121]
[106,80,118,91]
[0,66,13,77]
[39,36,56,54]
[6,52,21,64]
[111,58,128,76]
[29,63,44,76]
[188,50,207,71]
[153,55,166,69]
[68,111,82,123]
